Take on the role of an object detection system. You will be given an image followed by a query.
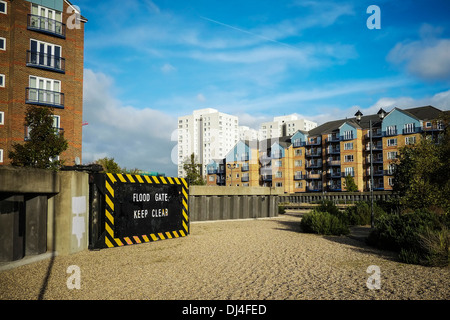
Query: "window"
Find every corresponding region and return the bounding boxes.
[0,37,5,50]
[29,4,64,37]
[209,176,214,182]
[405,136,416,145]
[0,1,6,14]
[0,111,4,125]
[0,149,3,163]
[274,160,282,167]
[386,125,397,136]
[426,122,432,128]
[295,149,302,156]
[388,178,395,187]
[344,142,353,150]
[275,171,282,178]
[404,123,415,134]
[295,182,303,189]
[344,155,354,162]
[387,151,398,160]
[388,164,396,175]
[343,130,353,140]
[345,167,354,177]
[28,75,62,106]
[294,160,302,167]
[0,74,4,87]
[387,138,397,146]
[276,182,283,187]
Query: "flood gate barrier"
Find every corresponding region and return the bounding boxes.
[89,173,189,250]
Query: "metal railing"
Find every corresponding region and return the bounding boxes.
[26,87,65,108]
[28,14,66,38]
[26,50,65,73]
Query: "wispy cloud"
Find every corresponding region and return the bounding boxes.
[387,24,450,81]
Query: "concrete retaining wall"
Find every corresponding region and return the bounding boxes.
[0,167,89,262]
[189,186,279,221]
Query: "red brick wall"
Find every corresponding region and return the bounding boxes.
[0,0,85,165]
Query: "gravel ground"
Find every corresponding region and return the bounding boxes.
[0,213,449,300]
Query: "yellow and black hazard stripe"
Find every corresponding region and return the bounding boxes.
[104,173,189,248]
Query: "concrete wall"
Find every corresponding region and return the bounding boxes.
[189,186,279,221]
[0,167,88,262]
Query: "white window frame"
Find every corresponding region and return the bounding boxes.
[30,39,62,69]
[405,136,416,145]
[275,171,282,178]
[344,142,353,150]
[0,149,3,163]
[386,125,397,136]
[0,74,4,87]
[387,138,397,146]
[0,37,5,51]
[387,151,398,160]
[345,167,354,177]
[344,154,354,162]
[404,123,415,134]
[0,1,7,14]
[0,111,4,125]
[426,122,432,128]
[28,75,62,105]
[388,177,395,187]
[343,130,353,140]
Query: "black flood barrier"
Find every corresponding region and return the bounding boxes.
[89,173,189,250]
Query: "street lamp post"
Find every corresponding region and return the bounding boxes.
[227,163,236,186]
[355,108,386,229]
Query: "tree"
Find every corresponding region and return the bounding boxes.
[9,106,68,169]
[182,153,206,185]
[393,113,450,212]
[343,174,358,192]
[95,157,122,173]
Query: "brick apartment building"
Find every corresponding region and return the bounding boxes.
[206,105,446,193]
[0,0,86,165]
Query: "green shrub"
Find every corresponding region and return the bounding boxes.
[300,210,350,236]
[278,204,286,215]
[367,209,449,266]
[343,201,386,226]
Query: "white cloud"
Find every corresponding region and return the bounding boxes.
[196,93,206,102]
[161,63,176,73]
[82,69,178,176]
[387,24,450,81]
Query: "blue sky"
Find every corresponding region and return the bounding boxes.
[77,0,450,176]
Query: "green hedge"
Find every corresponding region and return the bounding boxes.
[300,210,350,236]
[367,210,450,266]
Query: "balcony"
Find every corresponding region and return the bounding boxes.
[28,14,66,39]
[262,175,272,182]
[367,169,384,176]
[207,169,217,175]
[328,183,342,191]
[292,140,304,148]
[26,51,65,73]
[365,143,382,151]
[307,186,322,192]
[327,159,341,166]
[306,149,321,157]
[306,138,321,146]
[326,147,340,155]
[26,87,64,108]
[328,171,341,179]
[306,173,322,180]
[241,165,249,172]
[366,156,383,164]
[327,133,340,142]
[306,160,322,168]
[216,177,226,185]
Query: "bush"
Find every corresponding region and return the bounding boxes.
[300,210,350,236]
[278,204,286,215]
[367,209,449,266]
[343,201,386,226]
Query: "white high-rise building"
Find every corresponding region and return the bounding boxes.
[259,114,317,140]
[239,126,259,141]
[177,108,239,177]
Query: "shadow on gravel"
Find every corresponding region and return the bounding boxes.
[275,213,399,262]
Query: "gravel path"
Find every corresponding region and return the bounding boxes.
[0,213,449,300]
